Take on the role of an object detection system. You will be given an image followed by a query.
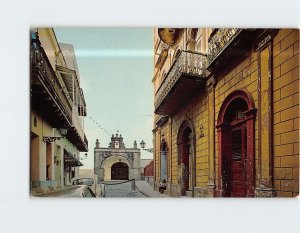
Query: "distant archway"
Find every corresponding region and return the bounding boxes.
[101,155,131,181]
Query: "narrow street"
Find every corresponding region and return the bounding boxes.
[101,180,170,198]
[103,180,145,198]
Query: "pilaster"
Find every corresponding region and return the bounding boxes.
[256,33,275,194]
[206,75,216,195]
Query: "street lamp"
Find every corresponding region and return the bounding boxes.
[140,140,153,153]
[43,128,68,143]
[140,140,146,149]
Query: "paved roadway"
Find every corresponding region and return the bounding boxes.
[103,180,145,198]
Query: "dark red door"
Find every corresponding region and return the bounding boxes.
[111,162,129,180]
[182,144,190,194]
[230,126,247,197]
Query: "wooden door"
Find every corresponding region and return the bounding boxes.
[182,144,190,194]
[111,162,129,180]
[230,126,247,197]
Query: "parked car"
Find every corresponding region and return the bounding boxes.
[36,185,96,198]
[71,175,104,197]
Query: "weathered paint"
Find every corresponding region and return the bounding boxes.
[153,28,299,197]
[258,44,272,187]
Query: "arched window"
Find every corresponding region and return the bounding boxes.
[216,90,256,197]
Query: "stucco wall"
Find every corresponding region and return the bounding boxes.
[153,28,299,197]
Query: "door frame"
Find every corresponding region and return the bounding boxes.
[216,90,256,197]
[177,119,196,196]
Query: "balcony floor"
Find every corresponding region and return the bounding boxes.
[155,74,206,116]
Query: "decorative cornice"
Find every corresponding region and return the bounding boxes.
[256,35,272,51]
[206,75,216,92]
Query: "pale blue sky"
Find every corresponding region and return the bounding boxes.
[54,28,154,168]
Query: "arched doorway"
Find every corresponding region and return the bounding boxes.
[216,90,256,197]
[111,162,129,180]
[177,120,195,196]
[160,140,168,182]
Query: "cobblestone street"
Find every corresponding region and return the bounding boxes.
[103,181,145,198]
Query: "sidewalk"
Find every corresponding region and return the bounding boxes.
[135,180,170,198]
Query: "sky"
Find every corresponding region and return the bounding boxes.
[54,28,154,168]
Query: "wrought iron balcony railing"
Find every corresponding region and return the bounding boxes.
[154,50,207,113]
[31,40,73,127]
[31,38,88,151]
[207,28,242,65]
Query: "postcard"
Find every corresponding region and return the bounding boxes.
[30,28,299,198]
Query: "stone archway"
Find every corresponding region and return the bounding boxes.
[101,155,131,181]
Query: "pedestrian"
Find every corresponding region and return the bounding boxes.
[159,179,167,194]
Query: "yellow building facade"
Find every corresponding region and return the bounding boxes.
[153,28,299,197]
[30,28,88,192]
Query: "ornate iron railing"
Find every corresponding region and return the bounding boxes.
[207,28,242,64]
[31,37,88,151]
[154,50,207,110]
[30,40,72,126]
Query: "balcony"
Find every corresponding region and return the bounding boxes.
[31,37,88,152]
[64,150,83,167]
[31,39,72,129]
[56,65,87,117]
[207,28,267,73]
[154,50,207,115]
[67,110,89,152]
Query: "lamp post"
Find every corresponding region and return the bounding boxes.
[43,128,68,143]
[140,140,153,153]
